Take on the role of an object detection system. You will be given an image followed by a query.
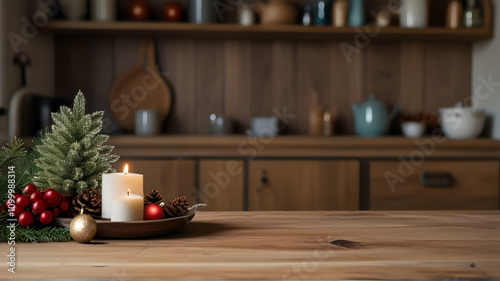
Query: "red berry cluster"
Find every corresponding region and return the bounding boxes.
[4,184,69,227]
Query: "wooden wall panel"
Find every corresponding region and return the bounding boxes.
[54,37,472,135]
[55,37,115,132]
[225,41,251,133]
[271,42,298,134]
[366,43,401,105]
[400,42,425,114]
[331,41,365,134]
[159,39,196,134]
[297,42,332,134]
[194,40,225,134]
[424,42,472,112]
[249,41,275,118]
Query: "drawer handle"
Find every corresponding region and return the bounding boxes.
[260,170,268,186]
[421,171,453,187]
[257,170,268,194]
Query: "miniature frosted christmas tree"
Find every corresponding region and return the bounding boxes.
[34,91,119,195]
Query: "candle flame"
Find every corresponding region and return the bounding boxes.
[124,164,129,175]
[127,189,130,196]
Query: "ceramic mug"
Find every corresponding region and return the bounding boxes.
[135,109,160,136]
[91,0,116,21]
[399,0,428,28]
[247,117,279,137]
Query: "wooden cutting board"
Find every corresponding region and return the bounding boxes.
[108,39,171,132]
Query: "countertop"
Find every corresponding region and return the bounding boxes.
[106,135,500,158]
[7,211,500,279]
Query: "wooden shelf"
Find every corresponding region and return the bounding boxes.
[105,135,500,158]
[44,20,492,41]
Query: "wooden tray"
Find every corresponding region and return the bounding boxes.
[53,206,204,239]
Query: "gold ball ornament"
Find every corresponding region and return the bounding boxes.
[70,208,97,243]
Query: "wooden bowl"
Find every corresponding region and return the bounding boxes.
[53,213,195,239]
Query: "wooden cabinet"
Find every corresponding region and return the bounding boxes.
[113,159,197,204]
[370,160,499,210]
[198,160,244,211]
[248,160,359,211]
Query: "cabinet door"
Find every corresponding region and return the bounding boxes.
[370,160,499,210]
[249,160,359,211]
[198,160,244,211]
[113,159,197,204]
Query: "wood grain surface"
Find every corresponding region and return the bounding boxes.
[6,211,500,279]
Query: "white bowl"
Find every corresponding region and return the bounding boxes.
[401,122,426,138]
[439,107,486,139]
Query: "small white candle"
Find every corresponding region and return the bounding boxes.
[102,164,143,219]
[111,190,144,221]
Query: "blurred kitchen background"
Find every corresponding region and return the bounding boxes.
[0,0,499,211]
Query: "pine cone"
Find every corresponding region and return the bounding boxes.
[164,196,190,217]
[144,189,164,205]
[71,188,102,218]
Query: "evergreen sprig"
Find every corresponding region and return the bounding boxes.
[34,91,119,195]
[0,131,46,203]
[0,138,26,175]
[0,211,71,243]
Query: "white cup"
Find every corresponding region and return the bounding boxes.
[399,0,428,28]
[91,0,116,22]
[135,109,160,136]
[401,122,426,138]
[247,117,279,137]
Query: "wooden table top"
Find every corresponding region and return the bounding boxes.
[6,211,500,280]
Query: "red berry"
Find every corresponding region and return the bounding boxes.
[16,195,31,208]
[40,210,53,225]
[32,200,48,214]
[51,207,60,217]
[14,192,21,200]
[58,199,69,212]
[11,204,24,217]
[144,203,165,220]
[30,191,43,203]
[43,190,61,208]
[23,184,37,195]
[18,211,34,227]
[5,198,15,209]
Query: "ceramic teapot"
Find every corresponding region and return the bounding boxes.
[351,95,400,137]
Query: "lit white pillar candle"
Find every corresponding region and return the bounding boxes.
[102,164,143,219]
[111,190,144,221]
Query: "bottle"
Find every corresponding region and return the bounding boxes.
[315,0,327,26]
[332,0,349,27]
[302,3,313,26]
[239,3,255,26]
[446,0,463,29]
[463,0,483,28]
[347,0,365,27]
[309,94,324,136]
[323,110,336,136]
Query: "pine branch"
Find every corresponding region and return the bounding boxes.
[0,138,26,175]
[0,224,72,243]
